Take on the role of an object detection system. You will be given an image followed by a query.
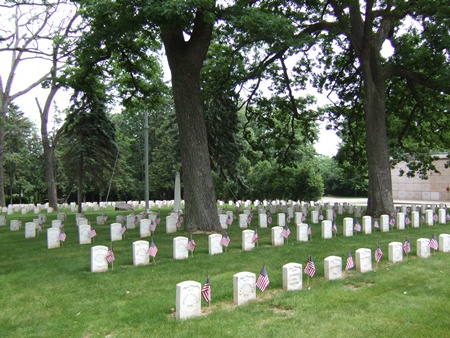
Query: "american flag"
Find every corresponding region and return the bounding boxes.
[220,233,230,247]
[287,216,291,223]
[106,246,115,263]
[332,223,337,233]
[148,241,158,257]
[429,234,438,251]
[390,217,396,227]
[226,215,232,225]
[447,214,450,221]
[103,215,108,222]
[307,226,312,235]
[354,220,361,232]
[318,214,324,221]
[346,251,354,270]
[246,215,252,224]
[375,244,383,262]
[403,237,411,254]
[256,266,270,292]
[134,216,139,225]
[187,236,196,251]
[268,216,272,224]
[281,225,291,238]
[89,226,97,238]
[155,215,161,224]
[252,230,258,243]
[374,219,379,228]
[120,223,126,235]
[149,220,156,232]
[201,277,211,303]
[304,255,316,277]
[405,216,411,225]
[37,220,43,232]
[59,230,66,242]
[433,213,438,222]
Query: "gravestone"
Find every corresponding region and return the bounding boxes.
[0,215,6,226]
[348,205,354,214]
[258,213,267,228]
[239,214,248,228]
[166,214,177,233]
[388,242,403,263]
[380,214,390,232]
[416,238,431,258]
[324,256,342,280]
[287,207,294,219]
[242,230,255,251]
[10,220,20,231]
[91,245,109,272]
[133,240,150,266]
[396,213,405,230]
[321,220,332,239]
[271,226,284,246]
[425,210,434,226]
[362,215,372,234]
[311,210,319,224]
[25,222,36,238]
[140,219,151,238]
[411,211,420,228]
[233,271,256,305]
[96,216,105,225]
[208,234,223,255]
[77,218,88,226]
[439,234,450,252]
[110,223,123,241]
[297,223,308,242]
[355,248,372,272]
[52,220,62,228]
[173,236,189,260]
[438,209,446,224]
[57,213,66,221]
[337,205,343,215]
[47,228,60,249]
[277,213,286,227]
[116,215,125,223]
[294,212,303,225]
[326,208,334,221]
[78,224,91,245]
[282,263,302,291]
[343,218,353,237]
[176,281,202,319]
[127,214,136,229]
[219,214,228,229]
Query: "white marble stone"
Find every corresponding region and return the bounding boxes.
[47,227,60,249]
[388,242,403,263]
[173,236,189,260]
[242,230,256,251]
[91,245,109,272]
[219,214,228,229]
[24,222,36,238]
[321,220,332,239]
[52,220,62,228]
[324,256,342,280]
[176,281,202,319]
[417,238,431,258]
[258,213,267,228]
[239,214,248,228]
[425,209,434,226]
[294,212,303,224]
[277,213,286,227]
[396,213,405,230]
[282,263,302,291]
[77,218,88,226]
[362,215,372,234]
[439,234,450,252]
[78,224,91,245]
[355,248,372,272]
[127,214,136,229]
[110,223,123,241]
[140,219,151,238]
[326,208,334,221]
[380,214,390,232]
[411,211,420,228]
[233,271,256,305]
[10,220,20,231]
[271,226,284,246]
[96,216,105,225]
[208,234,223,255]
[133,240,150,266]
[311,210,319,224]
[166,215,177,233]
[0,215,6,226]
[438,209,446,224]
[297,223,309,242]
[343,217,353,237]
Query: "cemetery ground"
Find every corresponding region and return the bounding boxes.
[1,205,449,337]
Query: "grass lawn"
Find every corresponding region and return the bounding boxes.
[0,205,449,337]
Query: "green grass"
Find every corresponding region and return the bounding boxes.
[0,206,449,337]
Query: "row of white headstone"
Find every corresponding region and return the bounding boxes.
[175,234,450,319]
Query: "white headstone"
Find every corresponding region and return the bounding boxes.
[77,218,88,226]
[242,230,255,251]
[233,271,256,305]
[110,223,123,241]
[0,215,6,226]
[173,172,182,213]
[79,224,91,245]
[324,256,342,280]
[219,214,228,229]
[127,215,136,229]
[282,263,302,291]
[57,213,66,221]
[425,209,434,226]
[166,215,177,233]
[116,215,125,223]
[380,214,390,232]
[416,238,431,258]
[362,215,372,234]
[271,226,284,246]
[438,209,446,224]
[91,245,109,272]
[439,234,450,252]
[208,234,223,255]
[326,208,334,221]
[311,210,319,224]
[294,212,303,224]
[321,220,332,239]
[388,242,403,263]
[343,218,353,237]
[176,281,202,319]
[10,220,20,231]
[96,216,105,225]
[297,223,308,242]
[47,227,60,249]
[258,213,267,228]
[52,220,62,228]
[25,222,36,238]
[411,211,420,228]
[173,236,189,260]
[277,213,286,227]
[396,213,405,230]
[355,248,372,273]
[133,240,150,266]
[140,219,151,238]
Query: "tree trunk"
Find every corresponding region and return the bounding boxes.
[161,8,221,232]
[77,155,84,214]
[0,93,7,207]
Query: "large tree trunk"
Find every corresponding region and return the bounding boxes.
[161,8,221,232]
[0,93,7,207]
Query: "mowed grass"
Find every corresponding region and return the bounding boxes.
[0,206,449,338]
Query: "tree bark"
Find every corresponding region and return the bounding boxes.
[161,8,221,232]
[0,90,7,207]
